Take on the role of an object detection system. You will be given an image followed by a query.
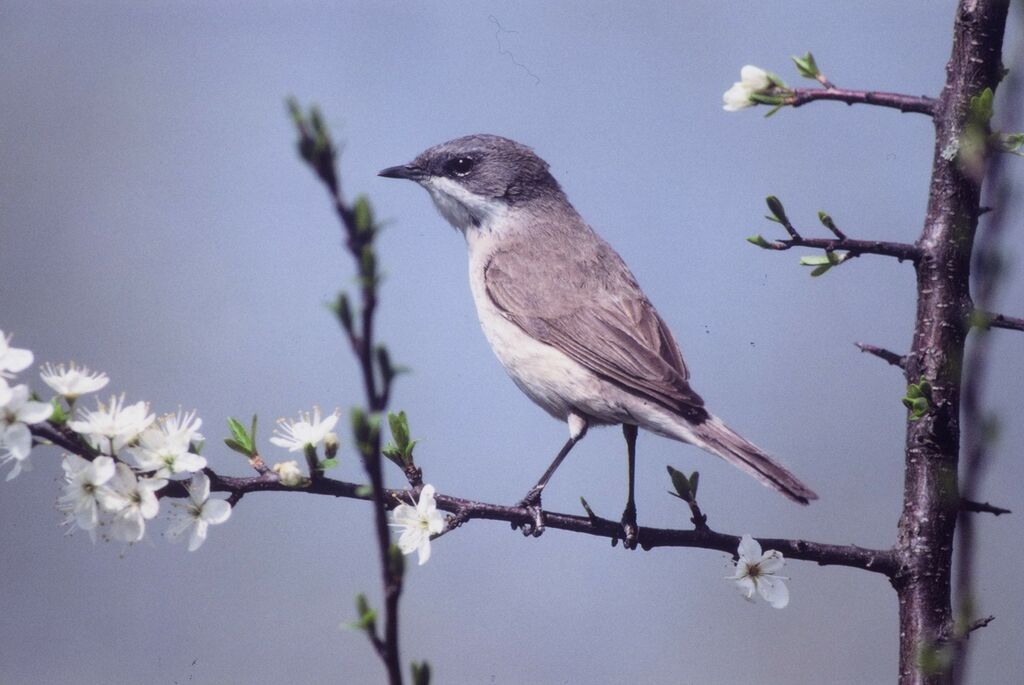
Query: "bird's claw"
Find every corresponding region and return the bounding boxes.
[512,487,545,537]
[620,504,638,550]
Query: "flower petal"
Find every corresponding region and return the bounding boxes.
[733,575,756,599]
[737,534,762,562]
[17,400,54,425]
[1,347,34,374]
[201,498,232,525]
[3,423,32,461]
[189,471,211,505]
[188,519,209,551]
[416,537,432,565]
[758,549,786,574]
[757,575,790,609]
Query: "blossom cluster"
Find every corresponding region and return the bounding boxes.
[0,329,231,551]
[722,65,773,111]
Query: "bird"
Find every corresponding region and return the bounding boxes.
[379,134,816,547]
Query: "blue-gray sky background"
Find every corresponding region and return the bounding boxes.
[2,2,1022,683]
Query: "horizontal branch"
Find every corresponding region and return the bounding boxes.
[978,310,1024,332]
[960,498,1011,516]
[188,470,896,576]
[30,424,896,576]
[788,87,937,115]
[764,236,922,263]
[855,342,907,369]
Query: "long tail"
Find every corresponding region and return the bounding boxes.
[687,414,818,505]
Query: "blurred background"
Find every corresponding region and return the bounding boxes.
[1,2,1021,683]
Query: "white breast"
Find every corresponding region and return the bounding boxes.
[464,225,635,427]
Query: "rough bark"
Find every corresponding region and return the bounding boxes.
[893,2,1009,683]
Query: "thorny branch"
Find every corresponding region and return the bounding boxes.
[29,418,899,578]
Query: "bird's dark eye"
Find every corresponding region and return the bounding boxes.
[445,156,475,177]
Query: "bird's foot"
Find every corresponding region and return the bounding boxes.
[620,503,638,550]
[512,486,545,537]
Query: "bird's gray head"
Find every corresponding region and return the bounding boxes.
[379,134,564,232]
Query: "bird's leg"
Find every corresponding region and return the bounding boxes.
[621,424,639,549]
[514,416,587,538]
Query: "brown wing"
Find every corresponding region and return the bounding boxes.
[483,225,706,418]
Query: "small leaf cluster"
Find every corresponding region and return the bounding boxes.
[666,465,700,504]
[224,415,258,458]
[799,250,848,277]
[902,377,933,421]
[383,410,418,469]
[287,97,338,195]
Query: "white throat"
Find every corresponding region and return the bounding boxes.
[421,176,510,235]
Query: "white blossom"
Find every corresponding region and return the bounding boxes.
[106,463,166,543]
[68,395,155,454]
[166,472,231,551]
[127,410,206,477]
[722,64,772,111]
[388,484,445,565]
[272,460,306,487]
[269,407,339,452]
[57,454,117,539]
[0,330,33,380]
[727,534,790,608]
[0,384,54,480]
[39,362,110,400]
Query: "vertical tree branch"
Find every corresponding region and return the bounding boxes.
[893,2,1009,684]
[289,101,405,685]
[952,6,1021,679]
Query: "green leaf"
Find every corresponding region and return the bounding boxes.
[810,264,832,277]
[765,196,789,225]
[355,484,373,498]
[902,377,932,420]
[376,346,394,384]
[347,593,377,632]
[746,234,772,248]
[791,51,820,80]
[817,211,839,233]
[666,465,693,503]
[969,87,994,124]
[353,194,375,236]
[319,458,339,470]
[388,411,410,449]
[224,416,256,456]
[359,245,378,287]
[411,661,432,685]
[224,439,248,456]
[688,471,700,498]
[382,444,405,468]
[333,292,354,332]
[799,255,831,266]
[49,398,67,425]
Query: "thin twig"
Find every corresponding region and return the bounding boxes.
[764,236,921,263]
[855,342,908,369]
[788,87,937,115]
[960,498,1011,516]
[966,615,996,635]
[977,310,1024,332]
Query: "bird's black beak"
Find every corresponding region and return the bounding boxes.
[378,164,426,181]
